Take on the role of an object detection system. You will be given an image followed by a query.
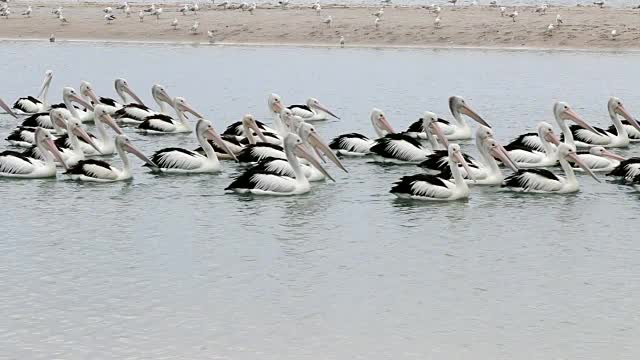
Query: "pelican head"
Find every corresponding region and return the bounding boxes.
[285,133,335,182]
[35,128,68,170]
[115,135,156,167]
[422,111,449,148]
[241,114,268,142]
[537,121,561,145]
[196,118,238,161]
[115,78,145,105]
[297,122,347,173]
[553,101,598,134]
[62,87,95,111]
[93,105,124,135]
[79,80,101,104]
[483,138,519,171]
[268,93,284,114]
[608,96,640,132]
[447,143,475,180]
[589,146,625,161]
[557,143,600,182]
[173,97,203,118]
[306,97,340,119]
[64,115,102,154]
[449,95,490,127]
[370,108,394,136]
[151,84,173,105]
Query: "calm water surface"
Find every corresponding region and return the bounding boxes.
[2,42,640,359]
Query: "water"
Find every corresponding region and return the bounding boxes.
[2,42,640,359]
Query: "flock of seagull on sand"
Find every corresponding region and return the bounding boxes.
[0,0,628,45]
[2,70,640,199]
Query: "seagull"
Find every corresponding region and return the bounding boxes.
[381,0,392,4]
[0,8,10,19]
[247,2,256,14]
[22,5,31,17]
[611,29,619,39]
[124,5,131,17]
[171,17,178,28]
[375,17,380,28]
[508,10,518,21]
[179,4,189,14]
[471,0,478,5]
[207,29,215,42]
[312,3,321,15]
[448,0,457,5]
[339,35,345,47]
[535,4,547,14]
[49,33,55,42]
[433,5,441,15]
[139,10,144,21]
[105,13,116,24]
[556,13,562,25]
[189,3,199,14]
[546,23,554,35]
[151,7,162,20]
[373,7,384,18]
[58,13,68,24]
[500,6,506,16]
[240,2,249,10]
[116,2,128,11]
[190,20,199,33]
[489,0,498,6]
[217,1,229,8]
[434,16,441,28]
[593,0,604,7]
[323,15,332,27]
[103,6,113,14]
[278,0,289,9]
[52,6,62,16]
[144,4,156,12]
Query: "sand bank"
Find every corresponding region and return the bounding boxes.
[1,3,640,50]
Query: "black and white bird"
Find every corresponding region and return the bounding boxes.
[323,15,332,27]
[21,5,31,17]
[0,128,68,178]
[105,13,116,24]
[12,70,54,114]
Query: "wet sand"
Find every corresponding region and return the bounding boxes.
[2,3,640,49]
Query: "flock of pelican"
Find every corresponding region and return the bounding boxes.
[2,70,640,199]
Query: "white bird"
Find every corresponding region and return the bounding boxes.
[171,17,178,29]
[339,35,345,47]
[435,96,491,140]
[381,0,392,4]
[502,143,600,193]
[434,16,441,28]
[151,7,162,20]
[138,10,144,22]
[144,4,156,12]
[287,98,340,122]
[58,13,68,24]
[189,3,199,14]
[373,7,384,17]
[313,3,321,15]
[65,135,156,182]
[124,5,131,17]
[105,13,116,24]
[148,119,237,173]
[390,144,474,201]
[572,146,625,173]
[556,13,563,26]
[375,17,380,28]
[0,128,67,178]
[448,0,457,5]
[21,5,31,17]
[546,23,554,35]
[0,8,10,18]
[207,30,215,42]
[323,15,332,27]
[278,0,289,9]
[115,83,171,125]
[508,10,518,21]
[116,2,128,11]
[137,96,202,134]
[611,29,619,39]
[179,4,189,14]
[594,0,604,8]
[433,5,441,15]
[500,6,506,16]
[49,33,55,42]
[49,110,102,167]
[52,6,62,16]
[103,6,113,14]
[190,20,199,33]
[329,108,395,156]
[217,1,229,8]
[226,133,334,196]
[567,97,640,148]
[248,3,256,14]
[503,122,560,168]
[12,70,54,114]
[607,158,640,181]
[535,4,547,14]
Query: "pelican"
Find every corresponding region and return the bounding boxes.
[436,96,491,140]
[137,97,202,134]
[506,102,599,152]
[81,79,144,116]
[222,115,279,141]
[502,143,600,193]
[65,135,156,182]
[114,84,170,125]
[287,98,340,122]
[568,97,640,148]
[148,119,236,173]
[244,122,347,182]
[607,158,640,181]
[571,146,625,173]
[267,93,288,136]
[201,114,277,159]
[50,109,102,166]
[0,128,67,178]
[370,112,448,163]
[390,144,474,201]
[12,70,53,114]
[503,122,560,168]
[329,108,395,156]
[225,133,334,196]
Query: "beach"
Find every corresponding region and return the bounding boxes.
[2,3,640,49]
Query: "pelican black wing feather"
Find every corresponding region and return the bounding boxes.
[288,104,311,112]
[222,119,268,136]
[12,96,41,112]
[65,159,112,176]
[504,132,539,151]
[607,157,640,177]
[502,169,560,188]
[390,174,448,194]
[99,97,118,107]
[329,133,371,149]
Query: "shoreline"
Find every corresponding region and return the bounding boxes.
[2,4,640,50]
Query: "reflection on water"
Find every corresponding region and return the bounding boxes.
[1,42,640,359]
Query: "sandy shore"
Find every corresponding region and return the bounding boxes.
[1,3,640,49]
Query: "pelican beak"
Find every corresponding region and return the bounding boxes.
[69,93,95,111]
[461,104,490,128]
[454,151,475,181]
[124,142,157,168]
[313,102,340,120]
[100,113,124,135]
[294,143,335,182]
[247,118,268,143]
[0,98,17,118]
[616,103,640,133]
[600,148,626,161]
[205,127,238,161]
[491,144,519,172]
[563,108,599,135]
[271,101,283,114]
[84,88,101,104]
[45,137,68,170]
[429,121,450,149]
[306,131,348,172]
[124,84,146,105]
[379,114,395,134]
[73,126,102,154]
[180,102,203,119]
[544,131,562,146]
[567,152,600,183]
